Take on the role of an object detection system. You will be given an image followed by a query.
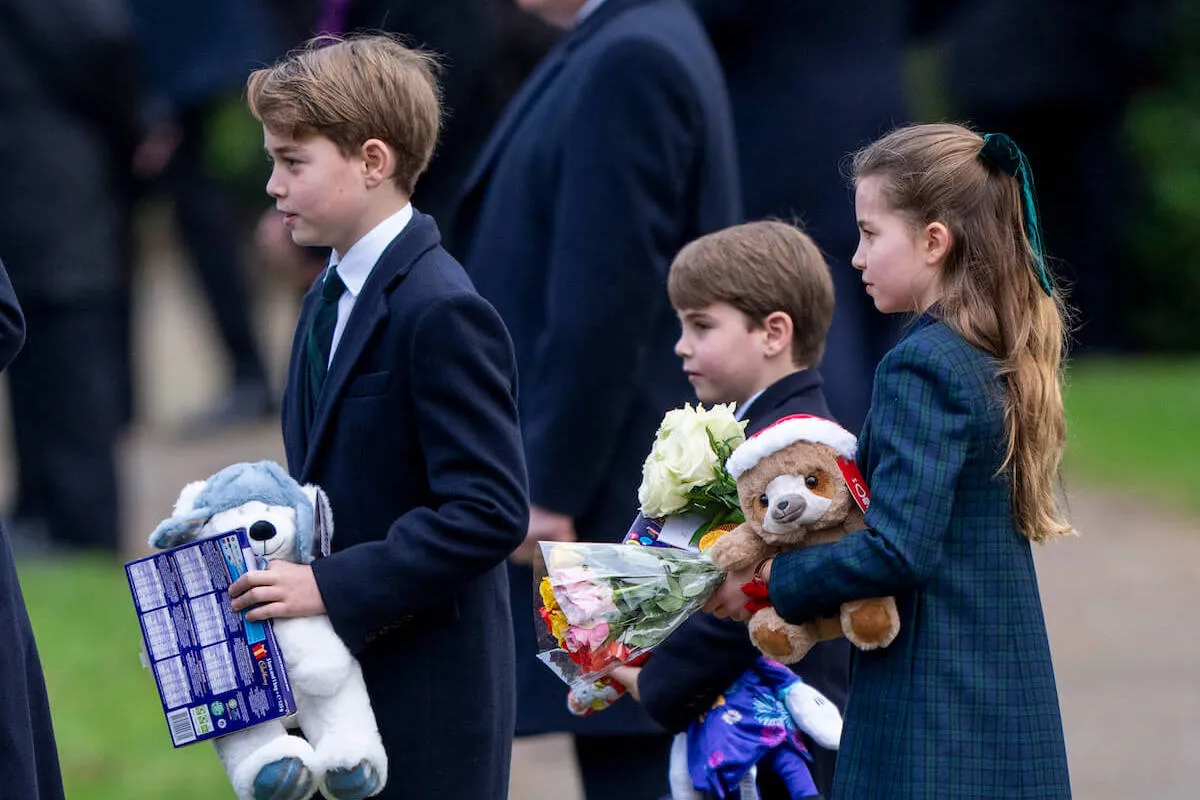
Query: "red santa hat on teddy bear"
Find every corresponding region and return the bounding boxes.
[727,414,869,512]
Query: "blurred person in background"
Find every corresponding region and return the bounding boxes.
[129,0,287,434]
[932,0,1170,353]
[691,0,909,434]
[450,0,741,796]
[0,259,65,799]
[0,0,140,553]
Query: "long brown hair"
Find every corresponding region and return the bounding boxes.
[852,123,1072,542]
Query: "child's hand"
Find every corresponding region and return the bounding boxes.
[609,666,643,702]
[510,504,577,565]
[702,559,770,622]
[229,561,326,621]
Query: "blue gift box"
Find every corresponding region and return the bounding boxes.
[125,528,296,747]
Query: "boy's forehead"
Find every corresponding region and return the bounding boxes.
[264,127,318,151]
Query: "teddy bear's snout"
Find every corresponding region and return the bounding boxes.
[771,494,807,524]
[248,520,277,541]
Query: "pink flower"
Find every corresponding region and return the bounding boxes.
[553,574,618,627]
[563,622,611,652]
[707,750,725,769]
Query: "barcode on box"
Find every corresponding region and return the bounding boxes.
[166,708,196,746]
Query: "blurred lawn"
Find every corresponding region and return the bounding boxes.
[12,356,1197,799]
[1064,357,1200,515]
[18,553,230,800]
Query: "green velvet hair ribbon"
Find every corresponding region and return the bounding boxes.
[978,133,1054,297]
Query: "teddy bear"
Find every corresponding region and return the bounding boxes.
[707,414,900,664]
[149,460,387,800]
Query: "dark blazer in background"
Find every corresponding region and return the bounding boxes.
[344,0,559,223]
[638,369,851,798]
[283,213,529,799]
[691,0,909,432]
[452,0,741,738]
[769,313,1071,798]
[0,261,66,800]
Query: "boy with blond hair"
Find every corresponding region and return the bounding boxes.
[612,220,849,798]
[227,36,529,800]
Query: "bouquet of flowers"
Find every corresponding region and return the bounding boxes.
[631,403,747,548]
[534,403,750,713]
[535,541,724,697]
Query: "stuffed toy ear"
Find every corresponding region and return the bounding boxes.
[148,507,213,550]
[298,484,334,563]
[148,479,213,550]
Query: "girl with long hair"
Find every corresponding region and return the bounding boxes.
[706,122,1073,798]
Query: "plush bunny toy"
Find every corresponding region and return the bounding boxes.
[149,461,387,800]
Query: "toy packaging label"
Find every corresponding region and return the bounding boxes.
[125,529,296,747]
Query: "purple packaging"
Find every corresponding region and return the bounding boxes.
[125,528,296,747]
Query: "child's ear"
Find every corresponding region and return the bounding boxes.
[923,221,953,267]
[361,138,394,189]
[762,311,793,358]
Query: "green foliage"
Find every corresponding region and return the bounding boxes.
[1124,2,1200,350]
[1064,357,1200,513]
[18,554,231,799]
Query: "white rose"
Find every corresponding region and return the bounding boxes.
[660,416,717,488]
[696,403,747,451]
[638,453,689,518]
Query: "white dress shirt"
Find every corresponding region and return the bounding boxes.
[736,388,767,422]
[576,0,609,24]
[325,204,413,365]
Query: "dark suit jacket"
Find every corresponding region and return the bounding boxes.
[452,0,740,511]
[283,213,529,799]
[452,0,741,736]
[770,312,1071,798]
[0,261,65,800]
[690,0,908,433]
[638,369,850,797]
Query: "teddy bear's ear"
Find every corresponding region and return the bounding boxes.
[298,484,334,562]
[148,507,213,550]
[172,480,208,517]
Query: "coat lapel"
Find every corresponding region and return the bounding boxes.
[300,214,443,481]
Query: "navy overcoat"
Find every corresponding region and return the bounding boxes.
[284,214,530,799]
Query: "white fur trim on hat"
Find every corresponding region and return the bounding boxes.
[727,414,858,479]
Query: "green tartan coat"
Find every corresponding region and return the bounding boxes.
[770,312,1071,799]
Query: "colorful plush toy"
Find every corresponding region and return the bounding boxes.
[149,461,387,800]
[668,658,843,800]
[707,415,900,663]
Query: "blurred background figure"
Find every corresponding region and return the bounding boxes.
[128,0,287,434]
[0,0,140,553]
[450,0,741,796]
[928,0,1170,354]
[691,0,909,432]
[0,259,65,800]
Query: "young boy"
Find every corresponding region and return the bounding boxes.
[612,220,851,798]
[228,36,529,800]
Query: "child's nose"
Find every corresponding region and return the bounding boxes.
[674,335,689,358]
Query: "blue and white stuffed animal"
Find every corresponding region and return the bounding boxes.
[150,461,387,800]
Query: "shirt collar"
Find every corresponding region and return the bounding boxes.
[329,204,414,297]
[575,0,608,24]
[735,389,766,421]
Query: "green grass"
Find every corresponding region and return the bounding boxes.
[1064,357,1200,514]
[18,553,231,800]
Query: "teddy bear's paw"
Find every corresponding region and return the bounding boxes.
[252,757,316,800]
[749,608,812,663]
[321,760,383,800]
[841,597,900,650]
